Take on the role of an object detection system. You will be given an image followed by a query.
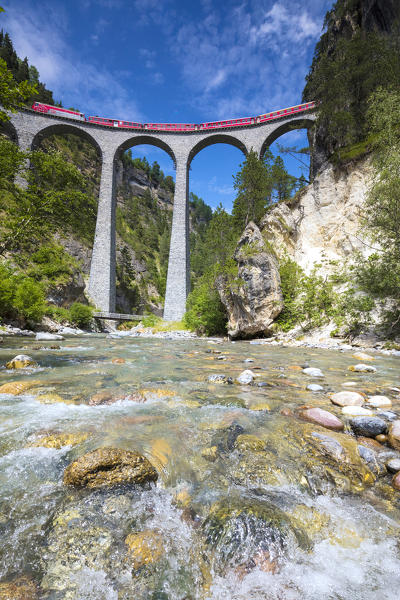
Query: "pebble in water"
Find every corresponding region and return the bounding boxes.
[386,458,400,473]
[349,417,387,438]
[207,374,233,384]
[307,384,324,392]
[388,420,400,451]
[302,367,324,378]
[299,408,344,431]
[348,364,377,373]
[236,370,255,385]
[341,406,373,417]
[330,391,364,407]
[367,395,392,408]
[5,354,36,369]
[392,472,400,490]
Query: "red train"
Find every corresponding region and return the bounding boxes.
[31,101,316,132]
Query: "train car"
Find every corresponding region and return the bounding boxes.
[144,123,197,131]
[87,116,119,127]
[31,102,85,121]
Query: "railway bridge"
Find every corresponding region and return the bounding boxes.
[5,107,316,321]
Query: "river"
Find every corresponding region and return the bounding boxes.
[0,333,399,599]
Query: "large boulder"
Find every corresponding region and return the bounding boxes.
[217,222,283,338]
[63,447,158,488]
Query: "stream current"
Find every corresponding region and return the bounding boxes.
[0,334,400,599]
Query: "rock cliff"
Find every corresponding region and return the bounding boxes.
[260,157,372,275]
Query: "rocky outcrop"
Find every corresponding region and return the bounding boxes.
[260,158,372,276]
[217,222,283,338]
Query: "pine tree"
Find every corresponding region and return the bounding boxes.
[232,150,271,230]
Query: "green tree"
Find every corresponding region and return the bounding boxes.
[271,155,297,202]
[232,149,271,229]
[0,57,37,120]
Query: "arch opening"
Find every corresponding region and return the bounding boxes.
[260,117,315,160]
[113,140,176,315]
[188,134,247,168]
[31,123,102,157]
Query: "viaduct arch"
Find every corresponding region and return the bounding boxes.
[8,107,316,321]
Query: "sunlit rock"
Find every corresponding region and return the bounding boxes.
[299,408,344,431]
[125,530,164,570]
[0,380,41,395]
[330,391,364,407]
[5,355,36,369]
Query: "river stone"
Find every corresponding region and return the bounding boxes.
[63,447,158,488]
[0,380,41,395]
[341,406,373,417]
[125,530,164,570]
[307,384,324,392]
[30,432,89,449]
[5,355,36,369]
[357,445,386,477]
[388,420,400,451]
[366,395,392,408]
[330,391,364,407]
[35,332,64,341]
[392,472,400,490]
[349,417,387,438]
[299,408,344,431]
[0,575,39,599]
[348,364,377,373]
[207,374,233,384]
[237,370,255,385]
[302,367,324,377]
[311,432,346,461]
[352,352,374,361]
[386,458,400,473]
[211,423,244,452]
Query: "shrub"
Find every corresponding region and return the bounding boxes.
[13,279,46,323]
[45,305,71,323]
[141,313,161,328]
[28,245,77,286]
[0,264,16,318]
[184,274,227,336]
[69,302,93,328]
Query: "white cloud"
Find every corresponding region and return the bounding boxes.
[2,1,144,121]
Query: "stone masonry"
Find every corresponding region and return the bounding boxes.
[7,109,316,320]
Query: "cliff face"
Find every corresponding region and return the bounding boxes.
[261,157,372,275]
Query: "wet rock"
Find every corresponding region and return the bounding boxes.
[235,434,266,452]
[63,447,158,488]
[341,405,373,416]
[386,458,400,473]
[302,367,324,377]
[375,434,388,443]
[311,432,346,461]
[299,408,344,431]
[36,393,73,404]
[348,364,377,373]
[307,384,324,392]
[0,380,41,395]
[356,436,383,449]
[349,417,387,438]
[388,420,400,451]
[35,332,64,341]
[377,410,398,421]
[352,352,374,361]
[202,498,309,571]
[236,370,255,385]
[5,355,36,369]
[244,358,254,363]
[30,432,89,449]
[89,389,145,406]
[112,357,126,364]
[58,326,83,335]
[357,444,386,476]
[207,374,233,384]
[392,472,400,490]
[330,391,364,407]
[247,402,271,411]
[211,423,244,453]
[366,395,392,408]
[0,575,39,600]
[125,530,164,570]
[201,446,218,462]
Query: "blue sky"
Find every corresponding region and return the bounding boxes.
[2,0,332,210]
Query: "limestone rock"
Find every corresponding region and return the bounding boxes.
[303,367,324,377]
[386,458,400,473]
[5,355,36,369]
[330,391,364,407]
[299,408,344,431]
[216,222,283,338]
[341,406,372,417]
[388,420,400,451]
[63,447,158,488]
[35,332,64,341]
[366,395,392,408]
[236,369,255,385]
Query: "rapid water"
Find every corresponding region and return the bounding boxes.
[0,334,399,599]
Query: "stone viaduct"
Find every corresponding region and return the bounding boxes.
[5,108,316,321]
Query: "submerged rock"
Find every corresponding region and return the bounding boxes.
[349,417,387,438]
[89,389,145,406]
[307,384,324,392]
[302,367,324,378]
[357,445,386,477]
[207,374,233,384]
[211,423,244,453]
[63,447,158,488]
[0,575,39,600]
[330,391,364,407]
[5,355,36,369]
[348,364,376,373]
[299,408,344,431]
[30,432,89,449]
[0,380,41,395]
[352,352,374,361]
[386,458,400,473]
[216,222,283,338]
[125,530,164,570]
[367,395,392,408]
